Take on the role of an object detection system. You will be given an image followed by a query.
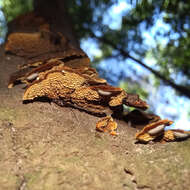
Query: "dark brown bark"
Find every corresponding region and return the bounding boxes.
[1,44,189,189]
[34,0,79,48]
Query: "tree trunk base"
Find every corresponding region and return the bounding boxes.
[0,45,190,189]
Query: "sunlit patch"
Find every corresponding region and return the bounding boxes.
[98,90,112,96]
[165,116,190,131]
[148,124,165,135]
[26,72,38,81]
[111,1,131,14]
[104,1,132,30]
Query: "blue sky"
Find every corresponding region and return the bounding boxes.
[0,2,6,44]
[81,0,190,131]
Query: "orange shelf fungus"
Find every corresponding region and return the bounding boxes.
[96,116,118,136]
[135,119,173,143]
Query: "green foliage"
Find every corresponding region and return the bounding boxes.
[66,0,190,99]
[139,0,190,83]
[120,79,148,100]
[66,0,115,39]
[152,36,190,80]
[1,0,33,22]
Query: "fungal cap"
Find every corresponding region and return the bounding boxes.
[164,129,190,141]
[96,116,118,136]
[124,94,149,110]
[148,124,165,135]
[91,85,122,96]
[109,90,126,107]
[26,73,39,81]
[98,89,112,96]
[23,71,85,100]
[135,119,173,142]
[135,133,154,143]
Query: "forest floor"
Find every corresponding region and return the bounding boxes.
[0,45,190,190]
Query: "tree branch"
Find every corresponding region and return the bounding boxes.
[90,32,190,99]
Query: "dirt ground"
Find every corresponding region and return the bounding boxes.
[0,45,190,190]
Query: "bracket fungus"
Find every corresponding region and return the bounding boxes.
[135,119,173,143]
[96,116,118,136]
[7,16,187,142]
[164,130,190,142]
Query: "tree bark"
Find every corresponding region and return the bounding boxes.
[1,43,190,189]
[33,0,79,48]
[1,1,190,189]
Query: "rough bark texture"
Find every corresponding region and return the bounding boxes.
[1,45,190,190]
[1,1,190,189]
[34,0,79,48]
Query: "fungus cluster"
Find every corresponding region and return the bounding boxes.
[5,12,190,141]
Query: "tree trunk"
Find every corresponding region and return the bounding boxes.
[0,1,190,189]
[33,0,79,48]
